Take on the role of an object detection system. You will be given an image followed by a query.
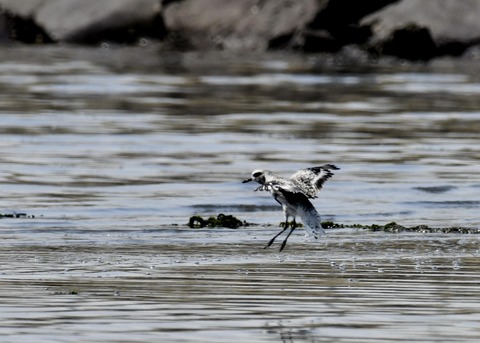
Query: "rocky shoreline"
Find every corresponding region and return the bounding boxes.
[1,0,480,61]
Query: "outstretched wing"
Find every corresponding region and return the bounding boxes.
[290,164,339,199]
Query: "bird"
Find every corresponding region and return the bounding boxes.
[243,164,339,251]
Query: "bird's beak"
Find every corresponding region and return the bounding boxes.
[242,177,253,183]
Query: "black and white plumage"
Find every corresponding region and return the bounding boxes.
[243,164,339,251]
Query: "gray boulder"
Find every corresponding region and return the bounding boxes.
[363,0,480,59]
[163,0,397,52]
[0,0,163,43]
[0,0,403,54]
[163,0,328,51]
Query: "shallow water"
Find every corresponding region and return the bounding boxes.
[1,45,480,342]
[1,227,480,342]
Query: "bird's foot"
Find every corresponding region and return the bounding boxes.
[264,238,276,249]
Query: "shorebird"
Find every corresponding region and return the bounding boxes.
[243,164,339,251]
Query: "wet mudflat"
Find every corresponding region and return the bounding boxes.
[1,45,480,342]
[1,225,479,342]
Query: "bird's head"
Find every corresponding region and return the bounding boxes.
[242,169,268,185]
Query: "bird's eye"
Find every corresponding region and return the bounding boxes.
[252,172,262,177]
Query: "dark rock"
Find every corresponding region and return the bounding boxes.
[363,0,480,59]
[377,24,438,60]
[307,0,398,46]
[0,12,8,42]
[0,10,53,43]
[309,0,399,29]
[301,29,341,52]
[0,0,164,44]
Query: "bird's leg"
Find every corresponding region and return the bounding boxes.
[264,215,289,249]
[264,227,288,249]
[279,219,297,252]
[284,214,290,229]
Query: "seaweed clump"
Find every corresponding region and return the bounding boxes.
[321,221,347,229]
[320,221,479,234]
[188,217,479,233]
[188,214,251,229]
[359,221,480,234]
[0,212,34,219]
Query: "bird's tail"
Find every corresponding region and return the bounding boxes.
[297,198,326,239]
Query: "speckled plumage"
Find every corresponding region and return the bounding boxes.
[243,164,339,251]
[290,164,338,198]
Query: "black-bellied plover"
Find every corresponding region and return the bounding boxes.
[243,164,339,251]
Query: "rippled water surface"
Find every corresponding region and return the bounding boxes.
[1,46,480,342]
